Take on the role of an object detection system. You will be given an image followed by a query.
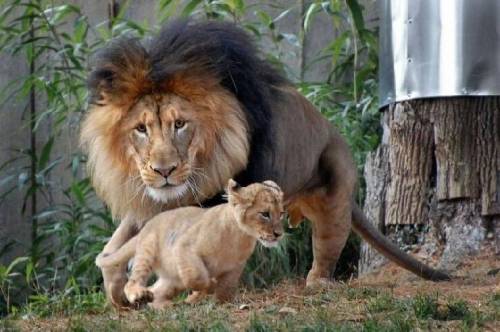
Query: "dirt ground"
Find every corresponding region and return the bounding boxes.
[4,250,499,331]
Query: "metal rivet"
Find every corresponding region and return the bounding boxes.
[408,58,412,63]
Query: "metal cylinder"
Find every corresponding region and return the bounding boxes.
[379,0,500,107]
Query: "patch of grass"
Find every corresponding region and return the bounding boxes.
[490,292,500,310]
[4,281,499,331]
[19,290,106,318]
[366,293,399,313]
[345,286,380,301]
[411,293,439,319]
[446,299,471,321]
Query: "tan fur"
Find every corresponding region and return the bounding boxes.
[96,180,284,308]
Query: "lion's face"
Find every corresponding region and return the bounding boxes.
[228,180,285,247]
[82,36,251,219]
[122,94,210,202]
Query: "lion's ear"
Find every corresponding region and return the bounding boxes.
[88,37,151,107]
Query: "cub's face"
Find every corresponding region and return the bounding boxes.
[228,180,285,247]
[123,94,208,202]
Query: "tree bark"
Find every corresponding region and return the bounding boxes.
[359,97,500,274]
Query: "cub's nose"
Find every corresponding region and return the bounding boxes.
[152,165,177,178]
[273,230,283,238]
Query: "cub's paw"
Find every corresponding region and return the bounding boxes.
[185,291,207,304]
[124,282,154,304]
[147,300,173,310]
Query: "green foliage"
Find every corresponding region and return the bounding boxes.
[412,293,440,319]
[0,0,381,314]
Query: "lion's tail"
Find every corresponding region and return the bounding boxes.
[95,236,138,268]
[352,204,451,281]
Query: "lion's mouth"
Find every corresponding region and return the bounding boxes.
[258,237,280,248]
[146,183,189,203]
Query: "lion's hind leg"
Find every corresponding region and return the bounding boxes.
[296,190,353,288]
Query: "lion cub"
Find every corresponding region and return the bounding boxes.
[96,179,284,308]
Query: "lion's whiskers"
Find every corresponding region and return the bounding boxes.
[186,177,202,207]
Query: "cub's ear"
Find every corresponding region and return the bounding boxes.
[227,179,248,205]
[227,178,241,195]
[88,37,151,107]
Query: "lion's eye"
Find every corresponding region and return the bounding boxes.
[135,123,147,133]
[174,120,186,129]
[259,211,270,220]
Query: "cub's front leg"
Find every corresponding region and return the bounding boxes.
[214,265,244,303]
[147,278,180,310]
[123,233,157,305]
[176,249,215,304]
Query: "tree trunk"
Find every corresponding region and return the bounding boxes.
[359,97,500,274]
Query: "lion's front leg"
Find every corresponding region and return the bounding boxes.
[98,216,138,308]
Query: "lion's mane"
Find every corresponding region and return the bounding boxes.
[80,20,287,220]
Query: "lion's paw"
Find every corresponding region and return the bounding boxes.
[305,276,334,291]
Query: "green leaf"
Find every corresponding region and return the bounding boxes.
[71,182,86,205]
[38,137,54,170]
[181,0,203,17]
[303,2,320,32]
[346,0,365,32]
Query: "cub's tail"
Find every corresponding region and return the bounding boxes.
[95,236,138,268]
[352,204,451,281]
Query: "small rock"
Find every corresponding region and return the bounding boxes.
[239,304,250,310]
[278,306,297,315]
[487,268,500,276]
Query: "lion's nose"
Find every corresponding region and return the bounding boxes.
[273,230,283,238]
[152,165,177,178]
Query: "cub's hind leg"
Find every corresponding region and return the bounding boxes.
[124,233,156,305]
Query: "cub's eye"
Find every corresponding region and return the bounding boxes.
[174,119,186,129]
[135,124,147,133]
[259,211,270,220]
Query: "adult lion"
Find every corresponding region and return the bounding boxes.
[81,20,449,307]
